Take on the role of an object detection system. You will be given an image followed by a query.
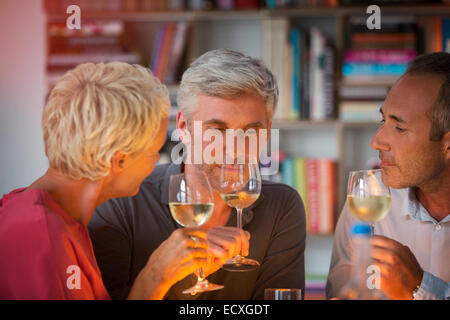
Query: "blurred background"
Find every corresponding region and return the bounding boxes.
[1,0,449,299]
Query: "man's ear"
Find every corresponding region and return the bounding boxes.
[110,151,127,174]
[443,131,450,161]
[176,111,190,145]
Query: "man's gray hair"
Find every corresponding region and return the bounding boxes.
[177,48,278,121]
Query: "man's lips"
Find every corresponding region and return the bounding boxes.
[380,159,395,167]
[216,165,241,171]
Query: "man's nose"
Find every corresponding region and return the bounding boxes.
[370,125,390,152]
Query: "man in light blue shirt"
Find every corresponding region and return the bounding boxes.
[327,52,450,300]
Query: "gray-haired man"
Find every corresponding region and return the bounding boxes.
[88,49,306,300]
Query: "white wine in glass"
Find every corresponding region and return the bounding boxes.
[169,203,214,227]
[347,195,391,223]
[347,169,392,230]
[168,172,224,295]
[219,163,261,272]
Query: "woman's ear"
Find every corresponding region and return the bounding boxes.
[110,151,127,174]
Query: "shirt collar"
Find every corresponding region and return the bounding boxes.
[404,187,449,223]
[161,162,263,227]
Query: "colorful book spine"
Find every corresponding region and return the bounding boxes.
[318,159,335,234]
[280,157,336,234]
[165,22,188,84]
[306,158,320,234]
[235,0,259,8]
[342,63,407,76]
[289,28,301,119]
[282,157,295,189]
[344,49,417,63]
[158,22,176,82]
[295,157,308,232]
[310,28,326,120]
[443,18,450,53]
[150,23,165,76]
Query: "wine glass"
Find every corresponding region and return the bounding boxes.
[218,163,262,272]
[264,288,302,300]
[168,172,224,295]
[347,169,392,233]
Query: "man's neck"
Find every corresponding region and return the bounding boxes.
[415,170,450,222]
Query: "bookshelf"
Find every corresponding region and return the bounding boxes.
[43,0,450,299]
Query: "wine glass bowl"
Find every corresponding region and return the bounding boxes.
[347,169,392,227]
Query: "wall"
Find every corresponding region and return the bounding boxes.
[0,0,47,195]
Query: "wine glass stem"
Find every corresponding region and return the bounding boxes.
[236,208,243,230]
[196,267,205,282]
[235,208,243,258]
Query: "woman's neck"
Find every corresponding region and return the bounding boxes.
[27,168,106,226]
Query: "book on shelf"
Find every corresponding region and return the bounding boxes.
[48,20,124,38]
[266,0,337,8]
[305,274,327,300]
[339,85,389,100]
[141,0,185,11]
[338,16,433,122]
[342,16,421,86]
[444,18,450,53]
[46,19,141,90]
[422,17,450,53]
[187,0,214,10]
[339,0,442,4]
[339,101,383,122]
[149,22,189,84]
[44,0,186,13]
[263,22,335,121]
[278,157,336,235]
[216,0,234,9]
[48,52,141,68]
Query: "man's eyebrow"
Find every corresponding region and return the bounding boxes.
[379,108,407,123]
[203,119,265,128]
[245,121,264,128]
[203,119,228,126]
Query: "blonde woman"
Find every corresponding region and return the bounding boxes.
[0,62,208,299]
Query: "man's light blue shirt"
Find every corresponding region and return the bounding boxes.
[327,183,449,300]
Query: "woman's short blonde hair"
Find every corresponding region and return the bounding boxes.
[42,62,169,181]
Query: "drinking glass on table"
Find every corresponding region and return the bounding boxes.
[347,169,391,233]
[168,172,224,295]
[218,162,262,272]
[264,288,302,300]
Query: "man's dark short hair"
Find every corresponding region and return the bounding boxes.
[405,52,450,141]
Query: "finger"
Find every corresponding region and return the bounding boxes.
[187,236,208,249]
[179,247,209,264]
[206,242,228,258]
[371,246,396,266]
[207,227,247,257]
[370,235,402,250]
[207,231,239,255]
[372,260,392,279]
[176,257,209,279]
[183,227,208,240]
